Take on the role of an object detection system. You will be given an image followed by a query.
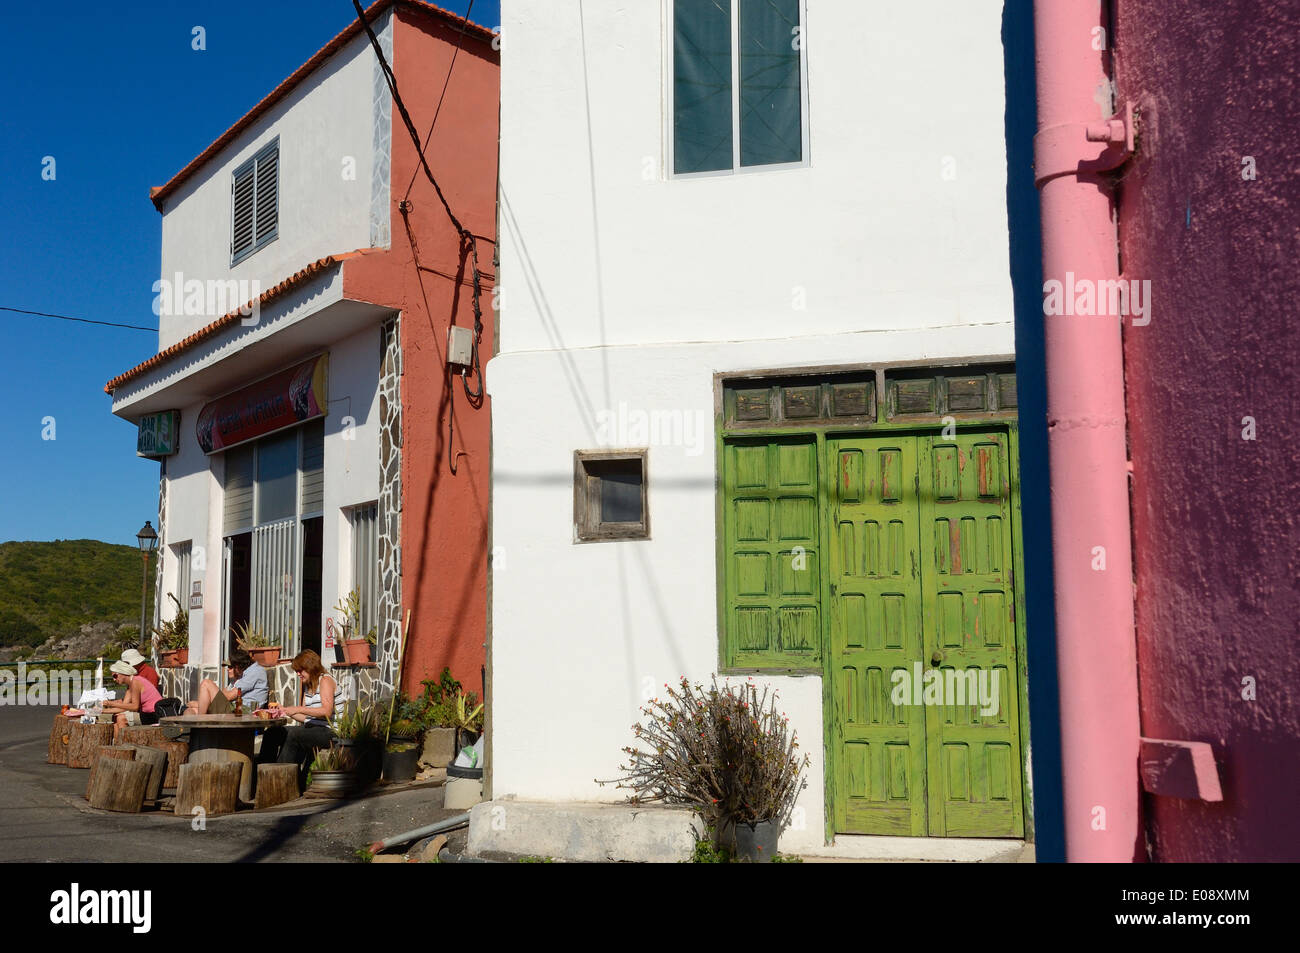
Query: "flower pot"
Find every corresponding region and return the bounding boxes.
[159,650,180,669]
[732,819,781,863]
[248,646,281,668]
[334,738,382,786]
[419,727,457,768]
[443,763,484,810]
[382,743,420,783]
[306,770,358,799]
[174,648,189,666]
[343,639,372,664]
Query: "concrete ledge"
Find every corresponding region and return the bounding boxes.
[468,800,705,863]
[799,835,1033,863]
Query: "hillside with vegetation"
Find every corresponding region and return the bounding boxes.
[0,540,156,657]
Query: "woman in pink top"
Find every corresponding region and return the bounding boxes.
[103,660,163,743]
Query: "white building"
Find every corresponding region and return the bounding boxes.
[482,0,1032,859]
[106,2,500,704]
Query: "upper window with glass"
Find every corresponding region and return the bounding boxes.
[672,0,807,176]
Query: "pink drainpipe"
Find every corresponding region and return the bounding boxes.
[1033,0,1142,861]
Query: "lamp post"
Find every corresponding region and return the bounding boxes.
[136,521,159,657]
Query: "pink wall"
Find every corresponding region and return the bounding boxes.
[1115,1,1300,861]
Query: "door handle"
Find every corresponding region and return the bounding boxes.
[931,649,943,666]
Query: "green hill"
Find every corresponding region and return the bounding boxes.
[0,540,156,651]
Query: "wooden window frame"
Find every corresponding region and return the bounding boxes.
[573,450,650,542]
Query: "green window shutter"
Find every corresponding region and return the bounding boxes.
[673,0,734,174]
[722,436,821,669]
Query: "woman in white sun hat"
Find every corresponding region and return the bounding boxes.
[102,660,163,744]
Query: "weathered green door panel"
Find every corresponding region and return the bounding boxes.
[722,437,822,669]
[918,433,1025,837]
[827,436,927,836]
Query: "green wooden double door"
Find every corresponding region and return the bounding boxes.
[722,430,1025,838]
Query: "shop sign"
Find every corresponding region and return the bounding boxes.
[196,354,328,453]
[137,411,181,457]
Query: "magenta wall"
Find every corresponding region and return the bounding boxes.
[1115,2,1300,861]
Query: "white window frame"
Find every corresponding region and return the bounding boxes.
[666,0,811,179]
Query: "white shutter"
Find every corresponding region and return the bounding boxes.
[301,420,325,514]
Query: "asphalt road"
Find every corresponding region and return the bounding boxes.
[0,705,461,863]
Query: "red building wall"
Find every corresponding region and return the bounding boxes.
[1115,2,1300,861]
[345,8,498,698]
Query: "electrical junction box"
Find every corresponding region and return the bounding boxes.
[447,326,474,366]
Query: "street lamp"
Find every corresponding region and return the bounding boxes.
[136,521,159,657]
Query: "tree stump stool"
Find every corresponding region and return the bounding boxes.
[119,725,162,748]
[47,713,74,765]
[119,726,187,789]
[87,758,151,813]
[254,763,300,809]
[175,762,242,817]
[85,746,135,798]
[67,722,114,768]
[124,744,169,803]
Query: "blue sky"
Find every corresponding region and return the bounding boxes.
[0,0,498,546]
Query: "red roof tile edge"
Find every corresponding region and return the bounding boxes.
[104,250,377,395]
[148,0,496,211]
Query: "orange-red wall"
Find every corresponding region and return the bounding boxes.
[344,9,498,698]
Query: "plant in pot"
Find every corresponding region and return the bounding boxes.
[382,713,422,783]
[305,745,358,798]
[412,668,461,768]
[232,621,281,668]
[332,589,377,664]
[599,676,809,863]
[151,593,189,667]
[333,700,383,787]
[452,689,484,755]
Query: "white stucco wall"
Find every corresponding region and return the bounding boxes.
[497,0,1014,354]
[321,324,383,625]
[491,1,1018,848]
[155,15,391,350]
[488,325,1013,851]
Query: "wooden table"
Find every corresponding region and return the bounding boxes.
[159,714,287,803]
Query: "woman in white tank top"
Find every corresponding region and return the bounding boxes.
[256,649,340,787]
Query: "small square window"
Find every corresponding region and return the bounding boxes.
[574,451,649,541]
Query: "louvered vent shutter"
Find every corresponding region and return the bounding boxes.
[231,164,256,260]
[255,143,278,245]
[301,420,324,514]
[223,445,255,534]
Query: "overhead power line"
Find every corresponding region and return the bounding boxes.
[0,306,156,332]
[352,0,484,403]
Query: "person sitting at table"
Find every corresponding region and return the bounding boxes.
[120,648,159,690]
[186,650,268,715]
[102,660,162,743]
[258,650,343,787]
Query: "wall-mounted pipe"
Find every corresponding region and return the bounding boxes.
[1032,0,1142,862]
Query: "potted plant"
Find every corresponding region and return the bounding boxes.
[382,715,422,783]
[333,700,382,786]
[599,677,809,863]
[332,589,377,664]
[305,745,358,799]
[452,689,484,755]
[232,621,281,667]
[412,669,460,768]
[152,593,189,667]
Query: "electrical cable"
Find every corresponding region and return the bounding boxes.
[0,306,155,332]
[402,0,477,204]
[353,0,484,405]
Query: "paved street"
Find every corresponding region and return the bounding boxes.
[0,706,461,863]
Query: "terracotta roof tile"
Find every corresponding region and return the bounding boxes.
[104,251,376,395]
[148,0,496,211]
